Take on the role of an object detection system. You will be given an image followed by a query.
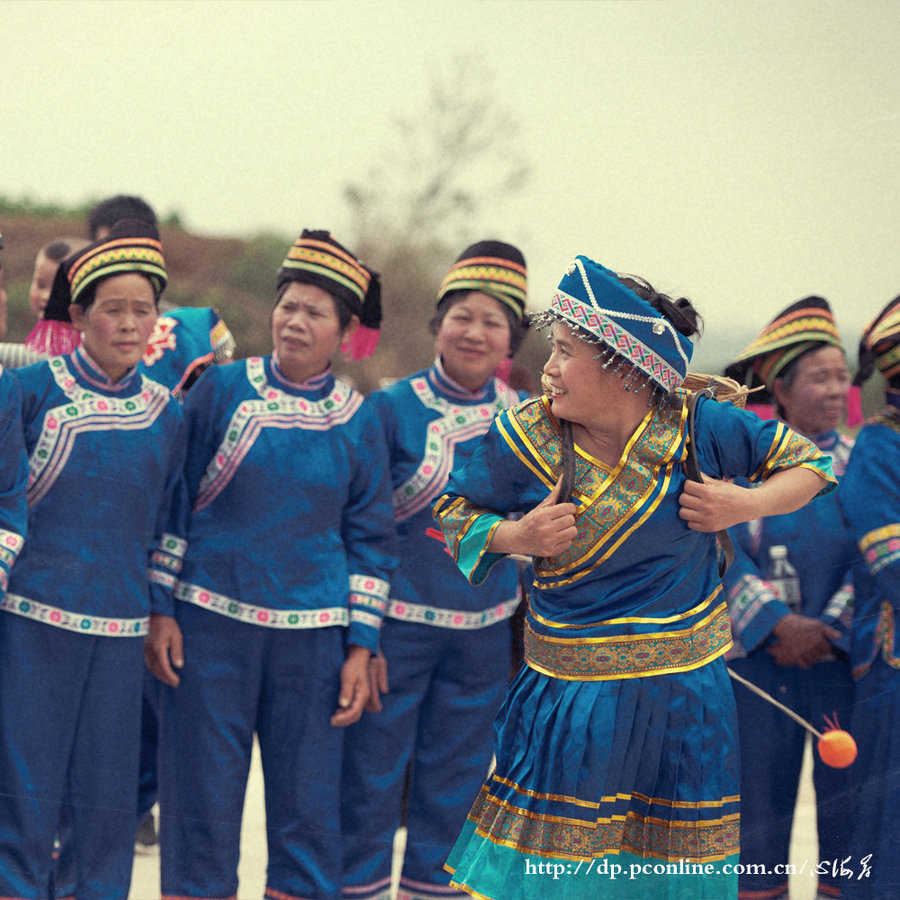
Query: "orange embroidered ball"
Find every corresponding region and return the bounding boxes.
[817,730,857,768]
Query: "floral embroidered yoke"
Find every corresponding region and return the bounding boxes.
[149,356,396,651]
[4,348,185,635]
[433,392,834,899]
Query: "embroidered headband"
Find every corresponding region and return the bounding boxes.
[855,294,900,386]
[540,255,693,393]
[725,296,843,395]
[437,240,528,321]
[277,229,382,359]
[67,219,167,305]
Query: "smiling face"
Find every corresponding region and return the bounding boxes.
[271,281,358,383]
[773,344,850,435]
[433,291,513,391]
[29,251,59,319]
[541,324,633,426]
[69,272,158,382]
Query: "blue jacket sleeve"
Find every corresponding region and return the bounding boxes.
[0,371,28,598]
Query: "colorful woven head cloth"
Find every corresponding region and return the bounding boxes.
[277,229,381,359]
[66,218,166,306]
[854,294,900,387]
[436,240,528,321]
[724,296,843,399]
[541,255,693,393]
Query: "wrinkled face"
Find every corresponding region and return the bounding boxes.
[773,345,850,435]
[29,252,60,319]
[271,281,357,383]
[69,273,158,382]
[433,291,512,391]
[542,324,626,426]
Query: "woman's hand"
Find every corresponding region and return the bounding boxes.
[768,614,841,668]
[680,467,825,532]
[365,652,389,713]
[145,613,184,687]
[678,475,756,532]
[330,645,372,727]
[489,476,578,557]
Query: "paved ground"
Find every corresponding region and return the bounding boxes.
[129,742,821,900]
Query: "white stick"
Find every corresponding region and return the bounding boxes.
[727,666,824,739]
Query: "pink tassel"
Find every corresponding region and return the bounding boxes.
[344,325,380,361]
[494,357,514,384]
[24,320,82,356]
[846,385,864,427]
[744,402,776,421]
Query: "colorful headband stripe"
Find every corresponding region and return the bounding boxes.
[281,238,370,303]
[726,296,843,392]
[437,256,528,319]
[437,241,528,321]
[861,296,900,381]
[68,236,167,303]
[549,256,692,392]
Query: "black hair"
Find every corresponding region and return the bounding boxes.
[42,239,85,263]
[429,290,530,357]
[273,280,356,331]
[88,195,157,240]
[617,276,704,339]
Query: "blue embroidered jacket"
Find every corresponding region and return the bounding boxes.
[837,404,900,679]
[369,358,523,629]
[4,348,185,635]
[149,356,397,652]
[724,429,855,657]
[0,368,27,599]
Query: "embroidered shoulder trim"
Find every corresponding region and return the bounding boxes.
[194,358,362,511]
[28,360,171,507]
[391,376,517,520]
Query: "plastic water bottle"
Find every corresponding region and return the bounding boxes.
[766,545,801,613]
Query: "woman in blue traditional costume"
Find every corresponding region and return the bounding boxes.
[0,220,185,900]
[433,255,836,900]
[341,241,529,900]
[145,230,397,900]
[723,297,856,900]
[0,232,28,593]
[836,295,900,899]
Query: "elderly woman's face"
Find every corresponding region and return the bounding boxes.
[773,345,850,435]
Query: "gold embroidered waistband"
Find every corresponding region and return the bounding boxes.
[524,602,732,681]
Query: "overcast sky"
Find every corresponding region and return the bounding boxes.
[3,0,898,370]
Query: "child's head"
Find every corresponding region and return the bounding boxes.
[29,238,88,319]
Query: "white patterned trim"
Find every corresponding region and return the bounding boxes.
[350,609,382,630]
[1,593,147,636]
[176,581,349,629]
[193,358,362,511]
[150,570,177,589]
[392,376,518,521]
[28,358,171,507]
[0,529,25,573]
[385,596,520,629]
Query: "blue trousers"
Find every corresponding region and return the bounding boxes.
[341,618,511,900]
[0,613,144,900]
[730,653,855,898]
[158,604,347,900]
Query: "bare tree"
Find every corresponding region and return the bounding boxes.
[340,55,532,391]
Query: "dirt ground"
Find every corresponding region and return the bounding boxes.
[129,741,821,900]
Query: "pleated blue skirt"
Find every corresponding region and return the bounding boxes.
[446,656,740,899]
